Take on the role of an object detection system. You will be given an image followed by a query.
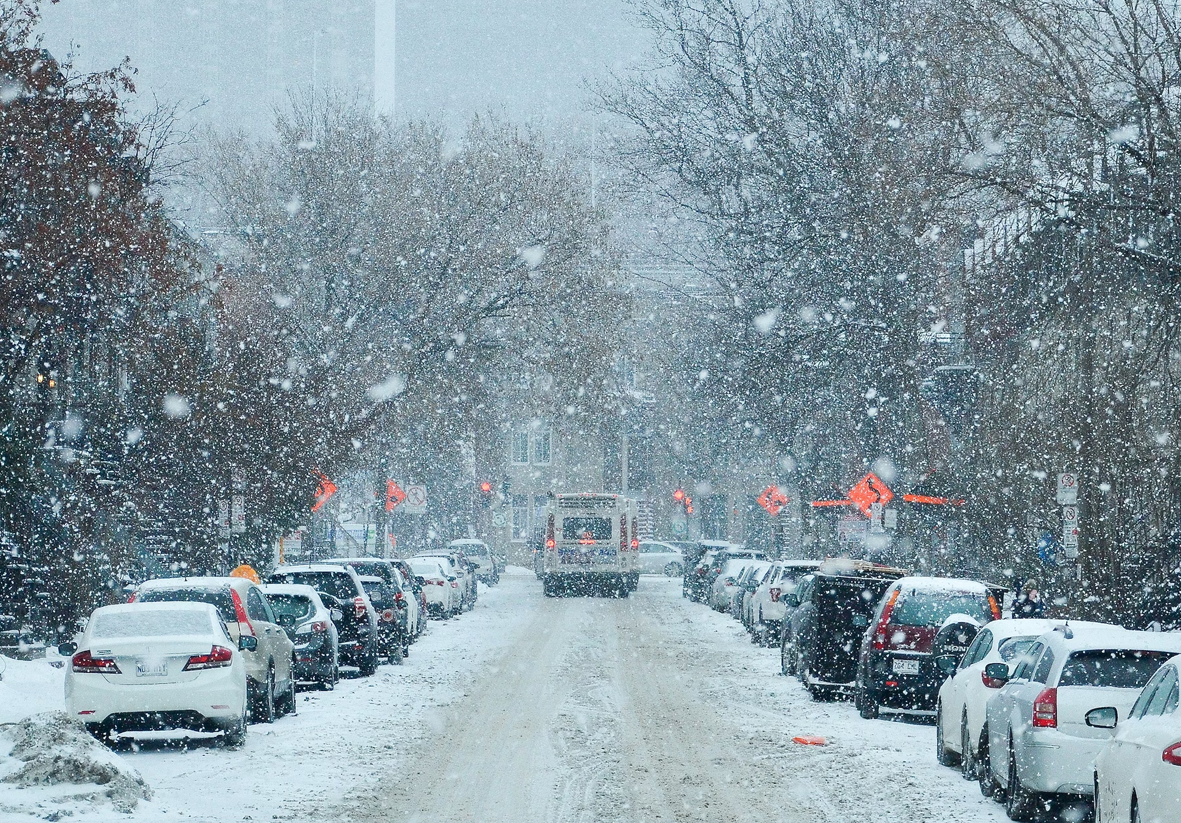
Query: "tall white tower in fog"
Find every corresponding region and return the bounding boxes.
[38,0,376,137]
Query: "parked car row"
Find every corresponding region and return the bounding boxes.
[689,552,1181,822]
[58,538,498,748]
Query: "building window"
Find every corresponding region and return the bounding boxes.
[534,496,549,531]
[511,495,529,541]
[533,428,552,465]
[510,430,529,464]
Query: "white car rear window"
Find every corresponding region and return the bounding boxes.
[92,610,211,638]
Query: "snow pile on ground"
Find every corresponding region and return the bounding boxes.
[0,713,152,813]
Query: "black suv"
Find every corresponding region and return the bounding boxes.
[780,561,908,700]
[266,564,380,675]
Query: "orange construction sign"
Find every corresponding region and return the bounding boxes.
[757,486,790,516]
[312,471,337,513]
[845,473,894,518]
[385,480,407,512]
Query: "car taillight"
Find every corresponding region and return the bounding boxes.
[354,596,367,619]
[184,645,233,671]
[126,592,137,603]
[394,590,405,602]
[770,587,781,603]
[872,588,901,650]
[72,650,121,674]
[696,567,707,575]
[230,588,255,637]
[1033,687,1057,728]
[1163,742,1181,766]
[451,581,459,588]
[311,620,329,633]
[987,594,1001,621]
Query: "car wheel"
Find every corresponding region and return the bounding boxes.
[979,728,998,797]
[857,687,879,720]
[961,716,978,781]
[663,562,683,577]
[222,708,248,748]
[781,637,797,676]
[251,667,275,724]
[1006,747,1036,821]
[360,641,379,676]
[388,635,404,666]
[936,704,959,766]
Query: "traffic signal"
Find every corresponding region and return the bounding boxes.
[478,480,494,506]
[673,488,685,503]
[673,487,693,515]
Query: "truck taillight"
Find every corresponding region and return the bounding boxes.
[620,514,627,553]
[72,650,121,674]
[184,645,233,671]
[872,588,901,650]
[770,587,781,602]
[631,516,639,550]
[546,514,555,550]
[354,596,367,619]
[1032,688,1057,728]
[311,620,329,633]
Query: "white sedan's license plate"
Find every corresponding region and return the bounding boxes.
[892,658,920,675]
[136,659,167,677]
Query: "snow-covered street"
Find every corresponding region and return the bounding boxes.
[4,570,1010,822]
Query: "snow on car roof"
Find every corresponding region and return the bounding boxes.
[260,583,323,601]
[892,576,991,595]
[448,539,485,545]
[1040,622,1181,653]
[983,618,1063,639]
[272,564,353,574]
[138,576,244,591]
[96,601,218,615]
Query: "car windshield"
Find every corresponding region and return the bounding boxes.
[997,637,1040,662]
[271,572,355,603]
[347,562,393,581]
[409,562,442,578]
[266,594,315,623]
[137,587,236,624]
[562,517,613,540]
[92,609,211,638]
[1058,649,1174,688]
[890,593,993,627]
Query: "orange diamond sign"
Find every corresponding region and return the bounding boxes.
[757,485,790,516]
[846,473,893,518]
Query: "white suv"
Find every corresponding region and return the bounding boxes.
[983,623,1181,819]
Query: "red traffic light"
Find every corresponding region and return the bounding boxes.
[479,481,494,495]
[673,488,685,502]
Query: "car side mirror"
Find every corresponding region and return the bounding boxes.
[983,662,1010,686]
[1086,706,1118,730]
[784,594,800,608]
[414,576,425,586]
[58,641,77,656]
[396,600,407,610]
[329,608,343,622]
[935,654,958,675]
[238,635,258,652]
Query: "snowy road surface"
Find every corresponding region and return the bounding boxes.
[1,570,1008,822]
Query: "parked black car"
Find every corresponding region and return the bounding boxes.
[357,575,406,664]
[262,583,342,690]
[780,560,907,700]
[266,564,379,675]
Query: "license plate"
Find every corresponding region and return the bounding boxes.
[136,659,168,677]
[892,658,920,675]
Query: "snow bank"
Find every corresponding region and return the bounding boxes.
[1,713,152,813]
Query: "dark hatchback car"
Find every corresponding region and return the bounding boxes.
[266,564,379,676]
[780,560,908,699]
[357,575,406,664]
[855,576,1004,719]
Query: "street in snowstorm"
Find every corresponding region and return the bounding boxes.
[1,572,1009,822]
[6,0,1181,821]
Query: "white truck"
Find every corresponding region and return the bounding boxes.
[542,494,640,597]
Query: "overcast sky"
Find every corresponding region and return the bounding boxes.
[381,0,651,145]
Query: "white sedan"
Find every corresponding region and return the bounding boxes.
[934,617,1059,778]
[62,601,249,745]
[636,540,684,576]
[1093,653,1181,823]
[408,558,460,617]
